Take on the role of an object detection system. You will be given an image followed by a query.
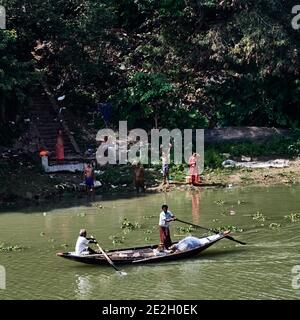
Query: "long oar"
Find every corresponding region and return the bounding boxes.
[91,236,127,276]
[175,218,246,245]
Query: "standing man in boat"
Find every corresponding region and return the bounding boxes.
[75,229,97,255]
[159,204,176,249]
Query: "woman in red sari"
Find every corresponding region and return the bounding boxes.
[189,153,200,185]
[55,129,64,161]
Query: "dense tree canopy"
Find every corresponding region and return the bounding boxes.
[0,28,34,144]
[1,0,300,133]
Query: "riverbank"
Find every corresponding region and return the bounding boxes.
[202,158,300,187]
[1,152,300,210]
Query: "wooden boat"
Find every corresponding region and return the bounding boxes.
[56,232,229,265]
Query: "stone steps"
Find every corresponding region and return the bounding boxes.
[30,88,81,160]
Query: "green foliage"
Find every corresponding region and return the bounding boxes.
[204,134,300,168]
[0,29,35,144]
[252,211,266,222]
[114,72,178,128]
[77,212,86,217]
[269,223,281,230]
[284,213,300,223]
[0,242,26,252]
[121,217,141,230]
[175,225,195,234]
[1,0,300,141]
[169,163,188,181]
[215,225,244,233]
[109,234,125,245]
[288,139,300,156]
[197,1,300,128]
[204,149,226,169]
[214,199,225,206]
[100,166,132,186]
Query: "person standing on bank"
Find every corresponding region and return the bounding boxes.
[189,152,200,185]
[160,143,172,187]
[84,163,95,201]
[158,204,176,249]
[133,162,145,193]
[55,128,64,161]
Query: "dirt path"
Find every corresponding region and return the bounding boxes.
[203,158,300,187]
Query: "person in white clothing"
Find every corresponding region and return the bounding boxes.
[75,229,97,255]
[158,204,176,249]
[160,143,172,186]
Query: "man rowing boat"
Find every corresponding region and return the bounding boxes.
[75,229,97,255]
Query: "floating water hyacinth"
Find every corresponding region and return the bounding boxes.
[269,223,281,230]
[214,200,225,206]
[109,235,125,245]
[0,243,26,252]
[77,212,86,217]
[252,211,266,222]
[175,226,195,234]
[284,213,300,223]
[216,225,244,233]
[121,218,141,230]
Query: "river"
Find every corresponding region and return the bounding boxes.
[1,185,300,300]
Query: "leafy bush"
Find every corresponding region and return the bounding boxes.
[204,149,225,168]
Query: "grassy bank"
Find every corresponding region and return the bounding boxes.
[1,134,300,210]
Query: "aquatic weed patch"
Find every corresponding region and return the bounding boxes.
[252,211,266,222]
[175,226,196,234]
[109,235,125,245]
[269,223,281,230]
[215,225,244,233]
[214,200,225,206]
[121,218,141,231]
[284,213,300,223]
[0,242,26,252]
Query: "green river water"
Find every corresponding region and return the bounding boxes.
[1,185,300,300]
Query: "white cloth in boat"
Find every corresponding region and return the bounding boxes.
[75,236,90,255]
[152,248,167,256]
[175,235,220,251]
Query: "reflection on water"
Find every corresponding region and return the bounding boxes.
[75,274,93,300]
[191,192,200,224]
[1,185,300,299]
